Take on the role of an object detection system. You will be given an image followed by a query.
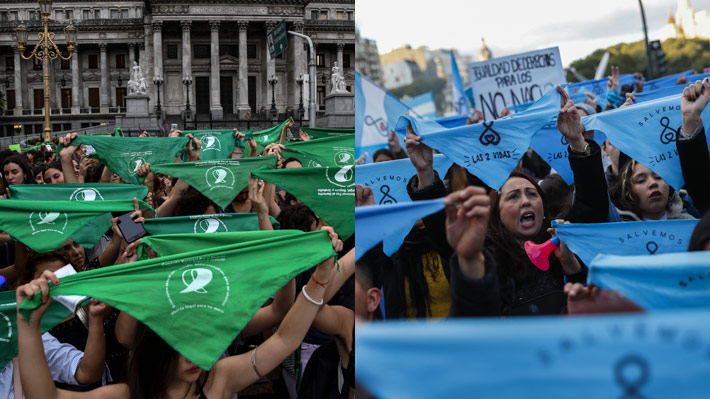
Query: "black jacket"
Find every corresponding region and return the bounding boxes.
[677,125,710,216]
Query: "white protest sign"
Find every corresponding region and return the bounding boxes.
[469,47,566,121]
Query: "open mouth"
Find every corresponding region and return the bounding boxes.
[649,190,663,201]
[520,211,536,228]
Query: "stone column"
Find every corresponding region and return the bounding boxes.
[209,20,223,119]
[337,42,344,75]
[290,21,304,112]
[181,20,192,112]
[264,20,277,113]
[236,20,250,118]
[99,42,109,112]
[128,43,136,69]
[12,45,22,116]
[143,16,154,109]
[152,20,163,113]
[71,44,80,114]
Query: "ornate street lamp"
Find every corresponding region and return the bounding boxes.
[182,75,192,119]
[15,0,77,142]
[268,74,278,120]
[296,74,305,124]
[153,75,163,118]
[117,74,123,87]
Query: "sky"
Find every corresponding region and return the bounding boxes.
[356,0,710,68]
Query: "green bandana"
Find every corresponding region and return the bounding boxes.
[150,157,277,209]
[252,166,354,239]
[300,127,354,139]
[245,119,290,155]
[143,213,279,236]
[0,290,72,369]
[9,183,149,249]
[0,199,153,253]
[281,135,355,167]
[56,136,190,185]
[138,230,298,259]
[181,130,236,161]
[19,230,335,370]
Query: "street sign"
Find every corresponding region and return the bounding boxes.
[266,20,288,59]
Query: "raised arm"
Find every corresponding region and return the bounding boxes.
[58,133,80,184]
[74,300,110,384]
[248,176,273,231]
[240,278,295,338]
[279,118,294,144]
[678,78,710,215]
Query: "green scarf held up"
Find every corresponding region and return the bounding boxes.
[9,183,149,249]
[181,130,236,161]
[245,119,290,155]
[0,199,153,253]
[150,156,277,209]
[0,290,72,370]
[55,136,190,185]
[281,135,355,168]
[143,212,279,236]
[300,127,354,139]
[19,230,335,370]
[252,166,354,240]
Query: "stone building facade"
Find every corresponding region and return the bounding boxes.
[0,0,354,137]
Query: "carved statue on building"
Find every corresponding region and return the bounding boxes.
[128,61,148,95]
[478,38,492,61]
[330,61,348,94]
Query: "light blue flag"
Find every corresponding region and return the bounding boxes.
[643,70,694,91]
[356,310,710,398]
[553,219,698,266]
[509,101,534,113]
[568,74,636,108]
[356,71,413,158]
[581,93,710,190]
[450,51,471,115]
[356,154,454,205]
[434,115,468,128]
[530,122,606,184]
[465,85,475,108]
[395,85,562,190]
[404,92,437,119]
[633,74,710,104]
[355,198,445,260]
[588,251,710,310]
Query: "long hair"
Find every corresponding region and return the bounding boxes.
[2,154,34,186]
[486,171,550,314]
[616,159,675,218]
[127,323,210,399]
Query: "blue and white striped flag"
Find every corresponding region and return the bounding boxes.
[357,310,710,398]
[356,71,413,158]
[588,251,710,310]
[451,51,471,115]
[581,93,710,190]
[404,92,437,119]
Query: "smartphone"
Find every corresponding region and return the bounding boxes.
[45,144,52,151]
[117,211,146,243]
[171,123,178,131]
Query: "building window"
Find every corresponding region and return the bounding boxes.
[336,11,344,20]
[311,10,318,20]
[66,10,73,20]
[343,54,351,69]
[9,11,18,21]
[61,57,70,70]
[28,11,38,21]
[121,9,128,19]
[95,9,101,19]
[0,12,7,22]
[6,57,13,71]
[116,54,125,69]
[33,58,42,70]
[193,44,210,59]
[82,10,91,20]
[219,44,237,57]
[316,53,324,67]
[166,44,179,60]
[88,54,98,69]
[319,10,328,20]
[317,86,325,110]
[247,44,257,59]
[6,90,15,110]
[346,11,353,20]
[88,87,100,108]
[55,10,63,20]
[110,9,119,19]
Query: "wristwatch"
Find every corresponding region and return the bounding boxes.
[569,142,590,156]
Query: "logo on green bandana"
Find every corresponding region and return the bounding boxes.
[307,159,323,167]
[69,188,104,201]
[29,211,68,235]
[261,134,269,144]
[130,157,147,176]
[165,263,230,315]
[325,165,354,188]
[0,311,12,343]
[193,218,228,233]
[202,135,221,152]
[205,166,235,190]
[334,150,353,166]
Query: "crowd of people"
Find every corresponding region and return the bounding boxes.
[0,118,355,399]
[355,69,710,323]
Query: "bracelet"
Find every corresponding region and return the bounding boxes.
[310,272,329,288]
[301,285,324,306]
[569,142,590,156]
[251,348,265,379]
